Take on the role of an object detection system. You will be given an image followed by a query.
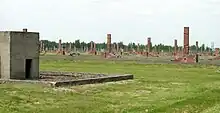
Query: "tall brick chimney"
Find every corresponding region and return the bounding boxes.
[69,43,72,52]
[137,43,140,52]
[40,41,43,52]
[116,43,119,52]
[184,27,189,55]
[215,48,219,56]
[93,42,96,51]
[90,41,93,52]
[58,39,62,52]
[107,34,112,53]
[196,41,198,52]
[174,39,177,56]
[147,37,151,53]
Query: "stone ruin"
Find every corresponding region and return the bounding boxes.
[209,48,220,60]
[36,26,219,64]
[165,27,220,63]
[0,29,133,86]
[88,41,97,55]
[56,39,66,55]
[102,34,123,58]
[171,27,195,63]
[146,37,159,57]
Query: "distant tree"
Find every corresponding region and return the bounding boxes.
[131,43,136,50]
[75,39,81,49]
[118,42,124,49]
[206,47,210,52]
[128,42,133,51]
[190,45,197,52]
[200,44,205,52]
[80,41,87,50]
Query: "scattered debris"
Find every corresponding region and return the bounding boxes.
[69,52,80,56]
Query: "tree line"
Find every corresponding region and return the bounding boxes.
[41,39,212,52]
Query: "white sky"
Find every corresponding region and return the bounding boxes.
[0,0,220,47]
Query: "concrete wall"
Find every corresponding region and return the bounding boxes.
[0,32,11,79]
[10,32,40,79]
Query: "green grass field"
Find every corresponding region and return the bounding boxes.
[1,56,220,113]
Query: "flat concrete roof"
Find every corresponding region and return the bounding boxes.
[0,31,39,33]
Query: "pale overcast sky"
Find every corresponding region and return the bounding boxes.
[0,0,220,47]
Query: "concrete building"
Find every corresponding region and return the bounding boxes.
[0,29,40,80]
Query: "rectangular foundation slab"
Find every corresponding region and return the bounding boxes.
[0,74,134,87]
[53,74,134,87]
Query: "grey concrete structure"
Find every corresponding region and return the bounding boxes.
[0,29,39,80]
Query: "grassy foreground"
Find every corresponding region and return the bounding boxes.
[1,56,220,113]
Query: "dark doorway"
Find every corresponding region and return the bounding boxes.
[25,59,32,79]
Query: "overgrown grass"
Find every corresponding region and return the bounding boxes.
[0,56,220,113]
